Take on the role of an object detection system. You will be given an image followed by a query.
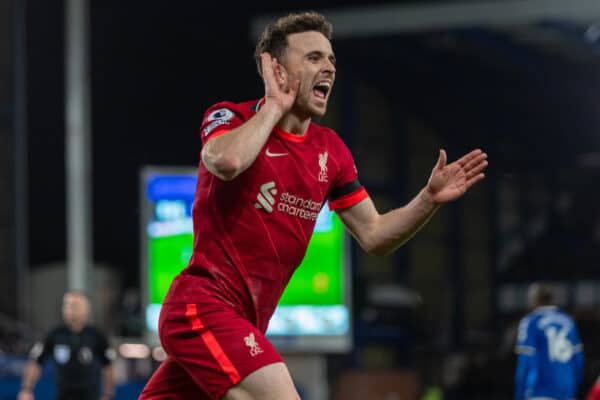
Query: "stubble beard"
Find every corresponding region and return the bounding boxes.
[294,90,328,119]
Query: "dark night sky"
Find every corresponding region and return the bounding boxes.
[25,1,405,287]
[27,1,600,290]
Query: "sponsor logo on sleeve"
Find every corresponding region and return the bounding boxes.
[29,342,44,360]
[105,348,117,361]
[203,108,234,136]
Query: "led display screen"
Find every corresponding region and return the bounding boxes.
[141,167,351,352]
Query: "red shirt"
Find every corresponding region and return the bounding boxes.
[166,99,367,332]
[588,380,600,400]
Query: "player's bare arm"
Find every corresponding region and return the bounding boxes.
[338,149,488,256]
[202,53,299,181]
[17,361,41,400]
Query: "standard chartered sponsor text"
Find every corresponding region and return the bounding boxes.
[278,192,321,221]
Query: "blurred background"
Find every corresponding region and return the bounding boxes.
[2,0,600,399]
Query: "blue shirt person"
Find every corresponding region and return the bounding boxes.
[514,283,584,400]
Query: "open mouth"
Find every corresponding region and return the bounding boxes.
[313,81,331,100]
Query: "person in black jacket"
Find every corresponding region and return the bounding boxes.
[18,290,116,400]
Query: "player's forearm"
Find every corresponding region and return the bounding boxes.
[514,355,531,400]
[20,361,41,392]
[202,101,284,180]
[101,365,115,398]
[365,188,439,256]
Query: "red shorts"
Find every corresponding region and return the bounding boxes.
[139,301,283,400]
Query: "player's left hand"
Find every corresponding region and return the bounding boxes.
[260,52,299,115]
[425,149,488,204]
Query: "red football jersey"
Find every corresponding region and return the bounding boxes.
[167,99,367,332]
[588,381,600,400]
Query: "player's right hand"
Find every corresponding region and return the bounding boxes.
[260,52,299,114]
[17,390,34,400]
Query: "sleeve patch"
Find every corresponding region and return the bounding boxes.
[105,347,117,361]
[29,342,44,360]
[203,108,234,136]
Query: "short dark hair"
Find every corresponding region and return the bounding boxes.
[254,11,333,76]
[528,282,554,307]
[64,289,89,300]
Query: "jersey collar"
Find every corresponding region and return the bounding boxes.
[253,98,309,143]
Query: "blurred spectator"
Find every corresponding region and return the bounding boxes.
[504,175,600,282]
[18,290,116,400]
[514,282,584,400]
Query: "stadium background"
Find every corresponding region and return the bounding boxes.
[2,0,600,398]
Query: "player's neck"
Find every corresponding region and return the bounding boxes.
[278,111,310,136]
[67,320,86,333]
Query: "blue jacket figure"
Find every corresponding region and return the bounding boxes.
[515,282,584,400]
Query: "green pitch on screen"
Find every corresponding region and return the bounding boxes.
[148,214,345,306]
[278,214,345,305]
[149,233,193,304]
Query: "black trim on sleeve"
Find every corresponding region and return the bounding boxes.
[329,179,363,201]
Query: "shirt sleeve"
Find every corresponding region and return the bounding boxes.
[514,317,537,400]
[515,352,535,400]
[328,134,368,211]
[95,330,116,366]
[30,331,54,365]
[515,316,536,356]
[199,102,244,145]
[570,321,585,388]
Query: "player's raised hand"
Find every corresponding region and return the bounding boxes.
[17,390,34,400]
[425,149,488,204]
[260,52,299,114]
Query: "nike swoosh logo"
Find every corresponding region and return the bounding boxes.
[266,148,289,157]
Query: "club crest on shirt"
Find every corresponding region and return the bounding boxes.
[318,151,328,182]
[244,332,263,357]
[54,345,71,364]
